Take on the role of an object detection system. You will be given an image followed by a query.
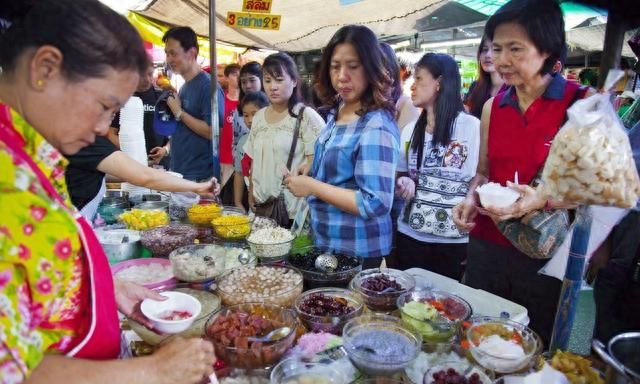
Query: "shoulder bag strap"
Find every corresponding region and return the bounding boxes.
[286,106,305,170]
[561,85,588,126]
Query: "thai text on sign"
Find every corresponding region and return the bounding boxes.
[226,11,281,30]
[242,0,272,13]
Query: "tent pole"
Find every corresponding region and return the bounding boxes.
[597,10,628,89]
[549,206,592,352]
[209,0,221,181]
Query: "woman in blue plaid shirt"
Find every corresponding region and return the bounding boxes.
[284,25,400,268]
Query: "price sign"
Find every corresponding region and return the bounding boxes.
[241,0,272,13]
[226,11,281,31]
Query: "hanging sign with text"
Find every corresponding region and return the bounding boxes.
[241,0,273,13]
[226,11,281,30]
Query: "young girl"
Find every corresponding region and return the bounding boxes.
[233,92,269,210]
[232,62,264,209]
[394,53,480,279]
[283,25,399,269]
[243,53,324,226]
[232,61,263,140]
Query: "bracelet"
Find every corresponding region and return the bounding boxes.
[175,109,184,121]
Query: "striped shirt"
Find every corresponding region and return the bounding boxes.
[308,109,400,258]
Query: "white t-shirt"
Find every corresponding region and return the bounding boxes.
[243,104,324,218]
[397,111,480,243]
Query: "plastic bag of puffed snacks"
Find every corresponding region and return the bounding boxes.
[542,70,640,208]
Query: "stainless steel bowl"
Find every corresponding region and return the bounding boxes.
[96,229,142,264]
[130,193,169,205]
[593,332,640,384]
[134,201,169,212]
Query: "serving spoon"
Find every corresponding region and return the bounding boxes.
[247,326,291,343]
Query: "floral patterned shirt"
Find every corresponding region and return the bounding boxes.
[0,107,88,382]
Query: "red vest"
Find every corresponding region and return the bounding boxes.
[470,77,581,246]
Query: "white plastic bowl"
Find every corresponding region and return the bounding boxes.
[141,291,202,334]
[476,182,520,208]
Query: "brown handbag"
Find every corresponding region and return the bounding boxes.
[254,107,305,228]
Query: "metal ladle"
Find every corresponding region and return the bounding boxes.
[315,253,338,272]
[247,326,291,343]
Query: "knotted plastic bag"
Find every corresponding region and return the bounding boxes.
[542,70,640,208]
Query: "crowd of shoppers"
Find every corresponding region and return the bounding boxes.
[2,1,639,383]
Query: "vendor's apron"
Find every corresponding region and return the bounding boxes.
[0,106,121,359]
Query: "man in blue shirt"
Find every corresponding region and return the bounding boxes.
[159,26,224,181]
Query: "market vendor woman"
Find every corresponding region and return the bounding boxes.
[0,1,214,383]
[284,25,399,269]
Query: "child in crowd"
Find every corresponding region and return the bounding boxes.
[233,92,269,210]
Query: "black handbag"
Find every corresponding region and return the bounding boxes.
[253,107,305,228]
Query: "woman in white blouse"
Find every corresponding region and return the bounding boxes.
[243,52,324,226]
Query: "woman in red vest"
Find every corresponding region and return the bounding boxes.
[452,0,586,346]
[0,1,214,383]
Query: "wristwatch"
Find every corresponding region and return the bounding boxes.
[175,109,184,121]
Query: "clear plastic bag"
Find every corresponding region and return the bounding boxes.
[542,70,640,208]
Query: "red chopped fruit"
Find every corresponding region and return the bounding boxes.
[511,330,523,345]
[158,310,193,321]
[213,359,226,370]
[427,298,468,320]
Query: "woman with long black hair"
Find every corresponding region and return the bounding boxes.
[464,35,505,119]
[393,53,480,279]
[232,61,266,210]
[243,53,324,226]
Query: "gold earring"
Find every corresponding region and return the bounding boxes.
[36,80,44,87]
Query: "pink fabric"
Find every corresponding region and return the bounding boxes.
[0,105,120,359]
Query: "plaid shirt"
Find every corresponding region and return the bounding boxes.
[308,109,399,258]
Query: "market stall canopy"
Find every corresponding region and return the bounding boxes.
[456,0,606,29]
[130,0,448,52]
[566,23,635,57]
[126,12,246,62]
[455,0,635,57]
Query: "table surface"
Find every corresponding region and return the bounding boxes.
[406,268,530,325]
